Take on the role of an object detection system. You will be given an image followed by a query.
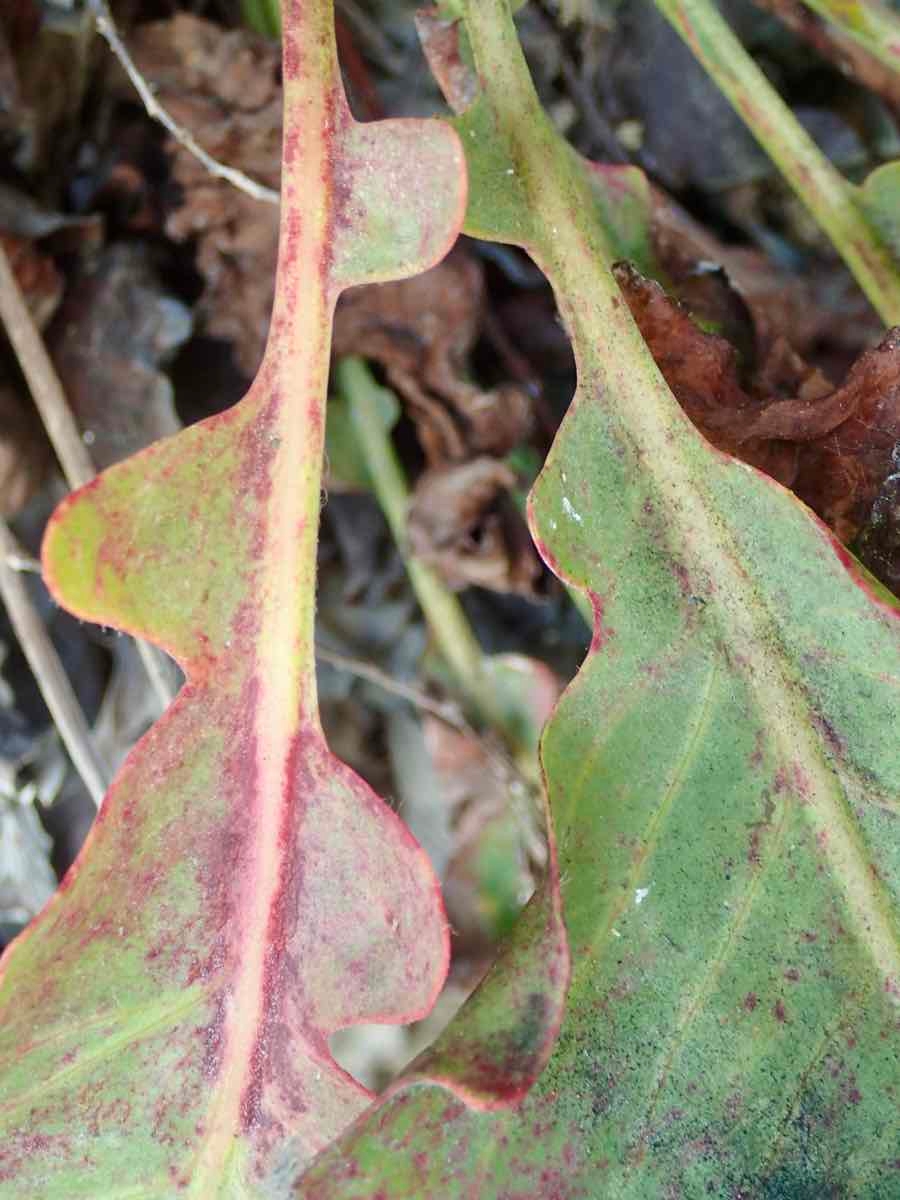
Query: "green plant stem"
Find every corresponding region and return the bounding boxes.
[240,0,282,37]
[652,0,900,325]
[799,0,900,74]
[335,356,504,731]
[455,0,799,678]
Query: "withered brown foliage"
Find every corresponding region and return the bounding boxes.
[127,15,281,377]
[616,263,900,553]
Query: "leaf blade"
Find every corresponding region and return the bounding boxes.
[296,3,900,1194]
[0,2,467,1194]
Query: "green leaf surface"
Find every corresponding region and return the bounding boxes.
[860,160,900,258]
[0,2,479,1194]
[297,3,900,1195]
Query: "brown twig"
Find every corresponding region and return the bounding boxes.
[87,0,280,206]
[0,246,94,490]
[315,643,468,730]
[0,520,108,807]
[0,240,177,712]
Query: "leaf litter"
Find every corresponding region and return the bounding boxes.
[0,0,899,1157]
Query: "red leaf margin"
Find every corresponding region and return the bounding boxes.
[0,2,500,1192]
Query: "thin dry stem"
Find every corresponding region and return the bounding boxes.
[0,520,108,807]
[88,0,280,206]
[0,245,94,490]
[0,241,177,713]
[315,643,467,730]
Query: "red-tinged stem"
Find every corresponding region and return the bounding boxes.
[799,0,900,74]
[189,1,345,1188]
[256,0,345,722]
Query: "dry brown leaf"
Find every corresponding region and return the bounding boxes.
[334,248,534,464]
[616,263,900,558]
[407,458,542,595]
[0,232,62,331]
[127,15,281,378]
[857,468,900,594]
[614,262,803,486]
[47,244,191,470]
[651,188,883,365]
[787,330,900,543]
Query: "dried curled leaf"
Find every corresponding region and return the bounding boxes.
[333,248,533,464]
[617,262,900,550]
[126,14,281,377]
[407,458,542,595]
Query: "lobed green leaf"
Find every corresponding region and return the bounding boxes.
[0,2,476,1194]
[297,3,900,1194]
